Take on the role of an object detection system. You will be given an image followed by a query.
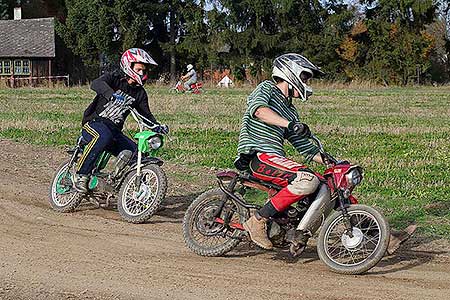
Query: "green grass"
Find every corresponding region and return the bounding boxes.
[0,85,449,238]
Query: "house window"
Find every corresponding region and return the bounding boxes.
[13,59,31,75]
[0,60,12,75]
[22,60,30,74]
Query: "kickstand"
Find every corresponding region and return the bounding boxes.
[289,243,307,258]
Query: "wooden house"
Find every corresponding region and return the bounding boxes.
[0,16,58,85]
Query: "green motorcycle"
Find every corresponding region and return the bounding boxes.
[49,108,168,223]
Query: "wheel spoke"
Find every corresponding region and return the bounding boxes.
[324,210,382,267]
[52,164,79,207]
[188,196,241,249]
[121,169,161,216]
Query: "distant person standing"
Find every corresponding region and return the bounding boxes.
[9,74,14,88]
[181,64,197,91]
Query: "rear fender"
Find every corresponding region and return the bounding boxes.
[349,195,358,204]
[216,170,239,181]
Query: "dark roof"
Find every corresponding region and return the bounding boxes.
[0,17,55,58]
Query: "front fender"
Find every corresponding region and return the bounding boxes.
[129,157,164,169]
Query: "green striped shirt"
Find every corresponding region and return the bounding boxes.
[237,80,319,162]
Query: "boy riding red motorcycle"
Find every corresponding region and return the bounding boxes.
[182,54,415,274]
[236,53,414,254]
[236,53,326,250]
[173,64,203,94]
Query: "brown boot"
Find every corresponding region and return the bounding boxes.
[243,215,273,250]
[387,224,417,255]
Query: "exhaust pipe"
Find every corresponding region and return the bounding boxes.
[296,184,334,235]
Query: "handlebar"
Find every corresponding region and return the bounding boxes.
[309,133,338,167]
[129,108,159,131]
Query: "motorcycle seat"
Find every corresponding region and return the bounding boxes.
[239,171,282,191]
[216,170,282,193]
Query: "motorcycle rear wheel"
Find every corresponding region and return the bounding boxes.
[48,160,83,213]
[183,188,248,257]
[317,204,390,275]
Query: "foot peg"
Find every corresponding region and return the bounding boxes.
[286,229,310,257]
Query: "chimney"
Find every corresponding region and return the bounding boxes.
[14,7,22,20]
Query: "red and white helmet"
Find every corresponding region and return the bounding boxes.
[120,48,158,85]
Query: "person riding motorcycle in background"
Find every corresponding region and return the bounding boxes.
[74,48,169,193]
[236,53,416,253]
[181,64,197,91]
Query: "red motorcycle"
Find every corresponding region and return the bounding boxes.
[183,132,390,275]
[173,80,203,94]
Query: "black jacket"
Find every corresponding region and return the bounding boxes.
[82,71,158,129]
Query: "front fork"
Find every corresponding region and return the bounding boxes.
[337,191,354,238]
[134,150,143,192]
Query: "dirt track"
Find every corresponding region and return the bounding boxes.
[0,139,449,300]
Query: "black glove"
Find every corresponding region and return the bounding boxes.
[154,124,169,134]
[288,121,311,138]
[336,160,350,165]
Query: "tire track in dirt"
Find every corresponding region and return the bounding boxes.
[0,139,449,300]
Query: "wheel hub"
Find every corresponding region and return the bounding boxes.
[341,227,364,250]
[134,184,150,203]
[196,206,223,236]
[56,172,72,194]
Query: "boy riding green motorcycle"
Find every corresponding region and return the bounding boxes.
[49,48,169,223]
[74,48,168,193]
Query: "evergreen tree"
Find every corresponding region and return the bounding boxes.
[0,1,9,20]
[361,0,437,84]
[160,0,208,82]
[0,0,15,20]
[45,0,450,83]
[209,0,329,81]
[56,0,168,77]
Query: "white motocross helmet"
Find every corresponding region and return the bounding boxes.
[272,53,324,102]
[186,64,194,72]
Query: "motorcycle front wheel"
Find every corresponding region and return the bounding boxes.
[48,160,83,212]
[118,164,167,223]
[317,204,390,275]
[183,188,248,257]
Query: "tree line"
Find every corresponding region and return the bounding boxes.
[2,0,450,84]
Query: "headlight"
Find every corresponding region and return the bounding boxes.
[149,136,162,149]
[345,168,363,187]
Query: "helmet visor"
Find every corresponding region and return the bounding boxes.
[300,70,313,84]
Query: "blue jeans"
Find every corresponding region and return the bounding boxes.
[76,120,137,175]
[184,78,197,90]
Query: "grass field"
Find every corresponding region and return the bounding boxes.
[0,85,449,238]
